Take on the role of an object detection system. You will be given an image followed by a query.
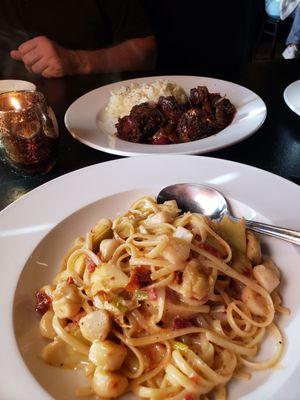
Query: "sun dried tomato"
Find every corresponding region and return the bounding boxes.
[35,290,51,315]
[125,265,152,291]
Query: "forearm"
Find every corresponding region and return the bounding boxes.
[74,36,156,75]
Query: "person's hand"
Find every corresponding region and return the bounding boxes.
[10,36,83,78]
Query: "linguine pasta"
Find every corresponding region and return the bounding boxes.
[35,196,289,399]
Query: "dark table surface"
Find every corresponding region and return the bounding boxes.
[0,59,299,212]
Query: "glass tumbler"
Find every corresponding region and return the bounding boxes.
[0,90,59,175]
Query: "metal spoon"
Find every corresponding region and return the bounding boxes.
[157,183,300,246]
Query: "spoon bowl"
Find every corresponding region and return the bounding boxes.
[157,183,228,220]
[157,183,300,246]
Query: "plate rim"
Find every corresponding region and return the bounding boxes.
[64,75,267,156]
[2,154,298,217]
[283,79,300,117]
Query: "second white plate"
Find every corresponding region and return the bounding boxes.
[284,80,300,116]
[64,75,267,156]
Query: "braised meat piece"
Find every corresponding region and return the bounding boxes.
[215,98,236,129]
[209,93,222,108]
[114,85,235,145]
[130,103,164,138]
[157,96,186,124]
[151,124,180,144]
[151,129,170,145]
[116,115,143,143]
[190,86,209,105]
[190,86,213,115]
[116,103,164,143]
[177,108,216,142]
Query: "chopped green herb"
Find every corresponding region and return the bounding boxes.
[135,290,149,301]
[111,300,128,313]
[173,341,189,351]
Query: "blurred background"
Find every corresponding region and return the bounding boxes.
[145,0,294,72]
[0,0,296,79]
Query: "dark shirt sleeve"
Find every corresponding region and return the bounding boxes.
[98,0,153,45]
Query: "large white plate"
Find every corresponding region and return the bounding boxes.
[284,80,300,116]
[64,76,267,156]
[1,156,300,400]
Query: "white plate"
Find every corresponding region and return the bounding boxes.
[64,76,267,156]
[284,80,300,116]
[0,79,36,94]
[1,156,300,400]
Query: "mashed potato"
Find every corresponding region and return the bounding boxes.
[106,80,187,119]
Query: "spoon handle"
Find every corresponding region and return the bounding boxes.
[245,220,300,245]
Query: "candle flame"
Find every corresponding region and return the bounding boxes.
[10,97,21,110]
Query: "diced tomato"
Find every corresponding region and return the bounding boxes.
[87,258,96,273]
[35,290,51,315]
[184,394,195,400]
[172,315,193,330]
[67,276,74,284]
[125,265,152,292]
[148,288,157,301]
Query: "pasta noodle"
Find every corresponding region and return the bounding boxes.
[35,196,289,399]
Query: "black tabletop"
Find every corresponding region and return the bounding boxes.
[0,59,299,211]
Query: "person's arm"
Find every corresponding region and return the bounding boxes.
[77,36,157,74]
[10,35,156,78]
